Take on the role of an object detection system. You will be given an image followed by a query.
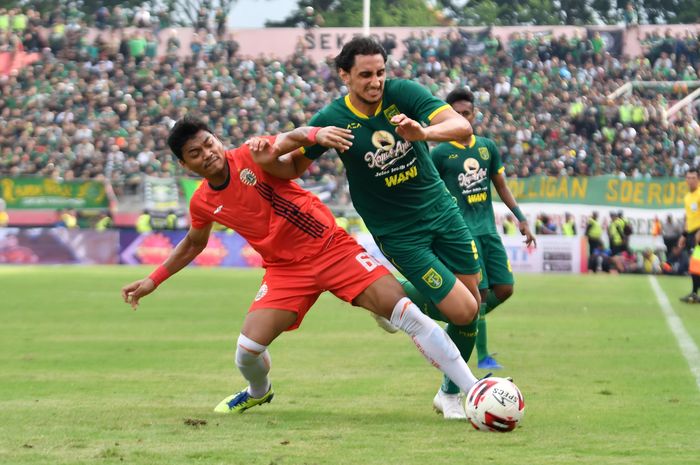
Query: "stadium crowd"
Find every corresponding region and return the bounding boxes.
[0,6,699,205]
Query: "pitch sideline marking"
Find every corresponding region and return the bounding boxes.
[649,276,700,391]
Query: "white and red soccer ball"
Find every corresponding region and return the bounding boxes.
[465,377,525,432]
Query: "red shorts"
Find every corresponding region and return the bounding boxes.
[249,229,390,330]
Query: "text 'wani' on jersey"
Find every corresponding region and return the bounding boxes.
[189,140,337,265]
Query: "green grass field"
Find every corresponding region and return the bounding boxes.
[1,266,699,465]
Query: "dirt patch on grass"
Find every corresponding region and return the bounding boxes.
[184,418,207,427]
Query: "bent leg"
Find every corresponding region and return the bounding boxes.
[388,297,478,393]
[352,276,479,394]
[237,309,297,397]
[215,308,297,413]
[397,277,480,392]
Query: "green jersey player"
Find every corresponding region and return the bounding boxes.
[432,88,536,371]
[278,37,485,420]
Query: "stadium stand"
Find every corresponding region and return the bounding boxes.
[0,6,699,210]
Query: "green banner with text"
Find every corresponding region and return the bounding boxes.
[0,177,108,209]
[498,176,687,209]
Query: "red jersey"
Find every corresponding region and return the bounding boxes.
[189,140,337,265]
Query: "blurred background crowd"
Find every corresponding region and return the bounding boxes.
[1,5,699,208]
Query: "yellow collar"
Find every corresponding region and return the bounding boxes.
[344,95,382,119]
[449,135,476,149]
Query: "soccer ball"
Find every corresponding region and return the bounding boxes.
[465,377,525,432]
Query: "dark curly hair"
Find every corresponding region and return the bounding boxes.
[334,36,387,72]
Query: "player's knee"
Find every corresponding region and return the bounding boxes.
[236,333,265,366]
[449,302,478,325]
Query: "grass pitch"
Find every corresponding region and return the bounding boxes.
[1,266,699,465]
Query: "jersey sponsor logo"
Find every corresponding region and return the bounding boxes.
[383,104,401,125]
[214,204,224,214]
[458,157,488,193]
[347,122,362,129]
[385,165,418,187]
[478,146,490,160]
[240,168,257,186]
[370,130,396,151]
[254,282,268,301]
[421,268,443,289]
[467,192,488,204]
[448,154,459,159]
[365,130,414,173]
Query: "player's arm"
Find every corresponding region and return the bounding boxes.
[247,126,352,179]
[391,107,472,143]
[492,171,536,247]
[120,224,212,310]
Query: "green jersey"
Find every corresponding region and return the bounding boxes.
[431,136,504,236]
[303,79,454,236]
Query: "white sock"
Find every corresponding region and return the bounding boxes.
[390,297,478,393]
[235,333,271,398]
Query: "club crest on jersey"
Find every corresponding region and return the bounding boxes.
[254,282,268,301]
[383,104,401,125]
[240,168,257,186]
[478,146,490,160]
[422,268,443,289]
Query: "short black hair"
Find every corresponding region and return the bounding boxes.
[445,88,474,106]
[687,167,699,175]
[167,115,212,161]
[335,36,387,72]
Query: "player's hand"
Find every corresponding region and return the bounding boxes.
[316,126,353,152]
[391,114,426,142]
[520,222,537,248]
[245,136,271,153]
[246,137,277,164]
[121,278,156,311]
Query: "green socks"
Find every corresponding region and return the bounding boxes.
[441,318,479,394]
[484,289,503,314]
[475,303,488,362]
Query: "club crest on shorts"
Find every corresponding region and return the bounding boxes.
[254,282,268,301]
[421,268,443,289]
[240,168,257,186]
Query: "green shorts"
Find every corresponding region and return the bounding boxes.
[474,233,515,290]
[374,202,481,303]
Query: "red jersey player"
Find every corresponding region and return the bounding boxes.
[120,115,481,414]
